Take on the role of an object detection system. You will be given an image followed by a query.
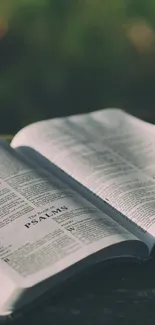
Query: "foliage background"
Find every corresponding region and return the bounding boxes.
[1,0,155,133]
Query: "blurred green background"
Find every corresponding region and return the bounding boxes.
[1,0,155,135]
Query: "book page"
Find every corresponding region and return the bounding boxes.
[0,141,140,287]
[11,109,155,250]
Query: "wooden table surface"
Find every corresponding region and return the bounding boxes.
[9,258,155,325]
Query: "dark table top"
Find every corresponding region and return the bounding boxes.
[9,258,155,325]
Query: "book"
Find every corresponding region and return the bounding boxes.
[0,107,154,318]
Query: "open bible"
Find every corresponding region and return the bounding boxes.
[0,108,155,317]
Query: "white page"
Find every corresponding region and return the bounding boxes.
[11,108,155,250]
[0,142,138,288]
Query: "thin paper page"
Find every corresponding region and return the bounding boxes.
[0,143,135,286]
[11,109,155,248]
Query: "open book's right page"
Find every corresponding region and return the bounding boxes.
[11,108,155,250]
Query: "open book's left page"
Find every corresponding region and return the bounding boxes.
[0,141,143,295]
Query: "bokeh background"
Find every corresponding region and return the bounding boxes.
[1,0,155,135]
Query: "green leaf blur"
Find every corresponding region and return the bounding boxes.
[0,0,155,133]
